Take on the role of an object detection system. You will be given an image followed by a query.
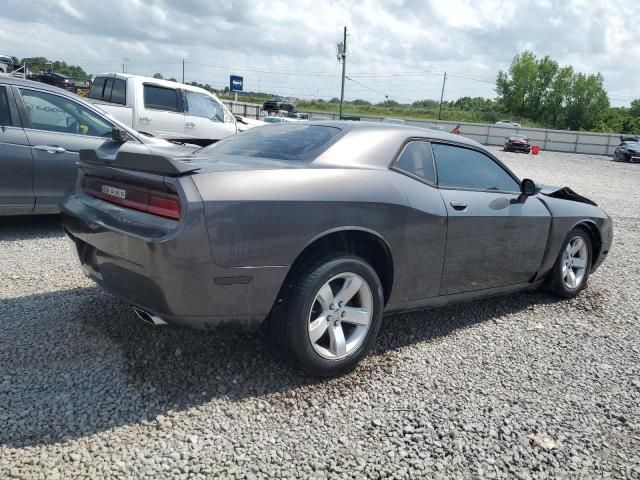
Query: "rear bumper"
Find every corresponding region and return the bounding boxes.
[61,194,287,331]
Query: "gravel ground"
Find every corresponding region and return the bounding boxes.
[1,149,639,479]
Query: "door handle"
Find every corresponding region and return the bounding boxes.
[450,201,468,211]
[186,121,196,128]
[139,116,151,122]
[34,145,66,154]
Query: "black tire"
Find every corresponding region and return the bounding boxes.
[268,254,384,376]
[548,227,593,298]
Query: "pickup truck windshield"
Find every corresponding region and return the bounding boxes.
[198,124,341,162]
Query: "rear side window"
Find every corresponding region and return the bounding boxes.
[110,79,126,105]
[0,87,12,126]
[199,124,341,162]
[144,84,180,112]
[432,143,519,192]
[89,77,106,99]
[395,141,436,184]
[19,88,113,137]
[103,78,114,102]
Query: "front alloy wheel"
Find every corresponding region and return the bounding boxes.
[549,227,592,298]
[561,236,588,289]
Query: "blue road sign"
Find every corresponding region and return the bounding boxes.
[230,75,243,93]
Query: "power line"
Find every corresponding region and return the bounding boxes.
[345,76,388,99]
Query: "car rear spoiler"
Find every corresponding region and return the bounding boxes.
[79,149,201,177]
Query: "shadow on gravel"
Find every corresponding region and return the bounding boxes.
[0,215,63,241]
[0,285,563,448]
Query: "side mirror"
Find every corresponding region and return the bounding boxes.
[111,127,129,143]
[521,178,540,196]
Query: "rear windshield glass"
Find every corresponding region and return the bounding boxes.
[89,77,106,100]
[198,124,341,162]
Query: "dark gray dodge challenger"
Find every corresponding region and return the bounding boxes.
[62,122,613,376]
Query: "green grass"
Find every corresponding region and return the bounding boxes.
[216,93,543,128]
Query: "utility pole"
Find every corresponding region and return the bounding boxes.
[337,26,347,120]
[123,58,129,74]
[438,71,447,120]
[182,59,185,83]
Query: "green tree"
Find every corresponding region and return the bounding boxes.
[564,73,609,130]
[496,50,539,118]
[497,51,610,130]
[152,72,164,79]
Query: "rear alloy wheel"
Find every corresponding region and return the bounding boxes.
[549,227,592,298]
[270,254,384,376]
[308,272,373,360]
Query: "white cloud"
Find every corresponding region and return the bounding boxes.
[0,0,637,105]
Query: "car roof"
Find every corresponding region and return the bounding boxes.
[310,120,483,147]
[303,121,487,169]
[46,72,70,79]
[94,72,224,99]
[0,76,73,93]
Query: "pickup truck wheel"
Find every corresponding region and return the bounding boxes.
[548,227,592,298]
[270,254,384,376]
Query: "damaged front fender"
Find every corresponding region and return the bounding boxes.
[540,185,598,207]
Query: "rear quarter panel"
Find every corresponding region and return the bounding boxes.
[192,167,448,304]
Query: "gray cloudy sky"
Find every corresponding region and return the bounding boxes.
[0,0,638,105]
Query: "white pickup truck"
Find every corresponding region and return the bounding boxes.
[88,73,256,146]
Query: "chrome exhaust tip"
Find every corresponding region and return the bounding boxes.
[132,307,168,326]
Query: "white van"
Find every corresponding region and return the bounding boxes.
[88,73,238,146]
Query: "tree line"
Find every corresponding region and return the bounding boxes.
[9,54,638,134]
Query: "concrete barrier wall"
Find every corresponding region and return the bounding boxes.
[221,101,621,156]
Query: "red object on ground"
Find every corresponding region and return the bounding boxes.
[531,145,540,155]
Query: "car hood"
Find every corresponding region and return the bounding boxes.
[236,117,267,132]
[540,184,597,206]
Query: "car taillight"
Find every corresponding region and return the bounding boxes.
[82,176,181,220]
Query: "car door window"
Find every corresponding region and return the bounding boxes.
[143,84,180,112]
[19,88,113,137]
[185,91,224,122]
[394,141,436,184]
[0,87,12,126]
[432,143,520,192]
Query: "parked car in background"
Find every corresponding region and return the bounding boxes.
[504,135,531,153]
[0,55,14,74]
[262,115,298,124]
[263,96,295,113]
[495,120,521,128]
[62,122,612,376]
[34,72,76,91]
[88,73,237,146]
[0,76,198,215]
[613,136,640,163]
[382,118,406,125]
